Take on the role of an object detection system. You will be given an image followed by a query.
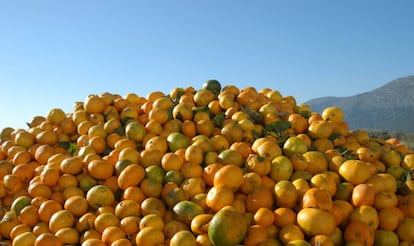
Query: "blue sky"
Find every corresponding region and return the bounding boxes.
[1,0,413,130]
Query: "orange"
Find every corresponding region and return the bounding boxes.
[351,183,376,207]
[217,149,243,167]
[240,172,262,195]
[86,184,115,210]
[321,106,344,123]
[338,159,372,185]
[12,150,32,165]
[201,163,223,187]
[139,214,164,230]
[221,122,243,144]
[9,223,32,240]
[270,155,293,182]
[64,195,88,217]
[288,113,309,134]
[87,159,114,180]
[374,230,399,246]
[283,136,308,158]
[38,200,63,223]
[302,187,333,212]
[303,151,328,175]
[39,167,60,187]
[18,205,39,227]
[246,186,274,212]
[191,213,213,235]
[378,206,403,231]
[246,154,271,176]
[135,227,165,246]
[48,209,75,233]
[349,205,379,231]
[310,234,335,246]
[396,217,414,242]
[213,164,243,191]
[81,238,106,246]
[140,178,163,198]
[256,140,282,160]
[145,135,168,154]
[279,224,305,245]
[297,208,336,237]
[161,152,184,171]
[119,216,140,236]
[60,156,84,175]
[206,184,234,212]
[172,102,194,121]
[243,224,269,246]
[12,231,36,246]
[124,121,147,142]
[84,94,106,114]
[14,130,36,149]
[398,194,414,218]
[292,177,310,198]
[170,230,197,246]
[307,120,333,139]
[344,220,374,246]
[101,226,127,245]
[253,207,275,227]
[273,207,297,228]
[58,173,78,190]
[140,197,166,218]
[110,238,134,246]
[196,119,215,137]
[55,227,80,245]
[208,206,248,246]
[274,180,299,209]
[94,212,120,234]
[309,172,337,197]
[76,212,96,233]
[148,107,169,124]
[181,177,206,198]
[230,141,252,159]
[34,232,63,246]
[34,144,55,165]
[373,191,398,210]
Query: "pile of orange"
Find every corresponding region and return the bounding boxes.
[1,80,414,246]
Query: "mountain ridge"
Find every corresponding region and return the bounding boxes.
[305,75,414,134]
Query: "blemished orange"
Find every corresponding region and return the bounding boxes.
[302,187,333,212]
[246,186,274,212]
[243,224,269,246]
[344,220,374,246]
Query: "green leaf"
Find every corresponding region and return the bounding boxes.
[212,112,226,128]
[264,120,291,135]
[240,107,264,124]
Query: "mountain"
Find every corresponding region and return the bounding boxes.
[305,75,414,134]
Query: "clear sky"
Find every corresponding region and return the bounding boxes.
[1,0,413,130]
